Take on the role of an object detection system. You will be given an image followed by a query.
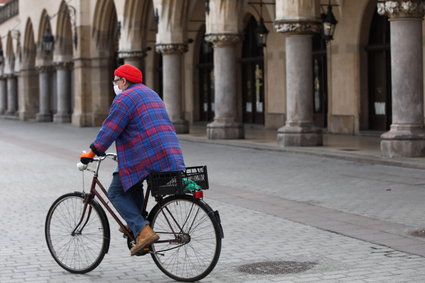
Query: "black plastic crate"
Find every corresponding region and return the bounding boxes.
[148,166,208,197]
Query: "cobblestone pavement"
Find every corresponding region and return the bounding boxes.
[1,119,425,282]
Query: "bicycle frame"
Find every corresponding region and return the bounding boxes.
[75,153,203,249]
[76,153,146,243]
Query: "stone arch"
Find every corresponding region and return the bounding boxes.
[359,0,381,131]
[142,0,158,87]
[20,18,40,121]
[55,0,73,60]
[89,0,119,125]
[5,31,15,73]
[243,1,273,24]
[22,18,36,69]
[121,0,152,51]
[92,0,118,57]
[154,0,190,44]
[240,14,266,125]
[189,0,209,122]
[119,0,155,78]
[37,9,53,63]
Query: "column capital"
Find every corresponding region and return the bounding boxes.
[4,73,16,79]
[118,50,146,59]
[377,0,425,19]
[204,33,241,47]
[53,61,74,70]
[35,65,53,73]
[274,20,322,35]
[155,43,188,55]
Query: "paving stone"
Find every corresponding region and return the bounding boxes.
[3,119,425,282]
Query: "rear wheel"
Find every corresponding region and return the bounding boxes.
[45,192,110,273]
[148,195,222,282]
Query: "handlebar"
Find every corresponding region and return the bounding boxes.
[77,152,117,172]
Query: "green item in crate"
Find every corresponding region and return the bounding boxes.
[182,178,201,192]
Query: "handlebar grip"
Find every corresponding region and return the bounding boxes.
[80,157,93,165]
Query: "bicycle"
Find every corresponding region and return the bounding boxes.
[45,153,224,282]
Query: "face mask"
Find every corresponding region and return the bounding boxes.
[114,85,122,95]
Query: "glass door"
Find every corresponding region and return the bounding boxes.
[198,34,214,122]
[366,10,391,131]
[241,16,265,125]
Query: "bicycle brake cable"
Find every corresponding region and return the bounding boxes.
[81,170,85,193]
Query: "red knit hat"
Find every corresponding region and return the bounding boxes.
[114,64,143,83]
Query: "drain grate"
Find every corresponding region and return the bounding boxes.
[409,229,425,238]
[238,261,317,275]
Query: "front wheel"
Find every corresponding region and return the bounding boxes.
[45,192,110,273]
[148,195,222,282]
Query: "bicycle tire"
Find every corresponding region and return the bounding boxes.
[148,195,222,282]
[45,192,110,274]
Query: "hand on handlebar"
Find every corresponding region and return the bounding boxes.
[80,149,95,164]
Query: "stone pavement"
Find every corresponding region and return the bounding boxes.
[2,119,425,282]
[180,124,425,170]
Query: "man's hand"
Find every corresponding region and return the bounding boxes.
[80,150,96,164]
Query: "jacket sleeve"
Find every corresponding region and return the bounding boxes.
[91,100,130,156]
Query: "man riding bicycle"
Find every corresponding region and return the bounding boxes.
[80,64,185,256]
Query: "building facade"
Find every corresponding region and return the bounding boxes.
[0,0,424,157]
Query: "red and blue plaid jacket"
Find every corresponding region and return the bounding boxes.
[90,83,185,191]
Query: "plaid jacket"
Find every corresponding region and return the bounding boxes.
[90,83,185,191]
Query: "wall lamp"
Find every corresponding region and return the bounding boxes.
[42,25,54,54]
[249,1,273,47]
[204,0,210,14]
[321,0,338,42]
[42,3,78,54]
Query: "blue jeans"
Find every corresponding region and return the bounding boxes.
[108,172,148,237]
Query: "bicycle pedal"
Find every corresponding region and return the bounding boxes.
[135,247,150,256]
[152,251,165,256]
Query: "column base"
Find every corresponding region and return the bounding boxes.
[207,121,244,139]
[380,127,425,157]
[172,120,189,134]
[277,125,323,146]
[53,113,71,123]
[72,113,94,127]
[36,113,53,122]
[4,111,18,119]
[19,111,35,121]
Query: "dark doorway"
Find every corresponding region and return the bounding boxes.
[312,34,328,128]
[198,30,215,122]
[154,52,163,99]
[241,16,265,125]
[366,10,391,131]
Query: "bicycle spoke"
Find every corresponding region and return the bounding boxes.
[149,196,221,281]
[45,194,108,274]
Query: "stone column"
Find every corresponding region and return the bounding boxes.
[53,61,73,123]
[275,21,322,146]
[205,33,244,139]
[118,50,146,72]
[156,43,189,133]
[378,0,425,157]
[5,74,17,117]
[0,77,6,115]
[36,65,52,122]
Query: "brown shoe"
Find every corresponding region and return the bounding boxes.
[130,225,160,256]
